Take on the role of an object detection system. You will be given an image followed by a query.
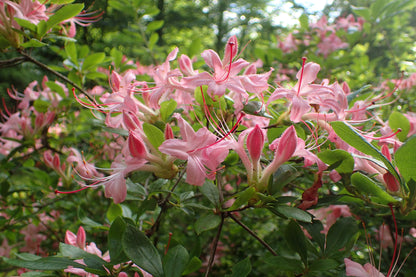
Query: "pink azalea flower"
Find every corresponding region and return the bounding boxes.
[159,113,231,186]
[5,0,48,25]
[344,258,385,277]
[317,32,349,57]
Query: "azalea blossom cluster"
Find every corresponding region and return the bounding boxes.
[0,0,100,48]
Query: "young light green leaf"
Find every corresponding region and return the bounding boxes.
[106,203,123,223]
[160,100,177,122]
[317,149,354,173]
[388,111,410,142]
[45,4,84,35]
[163,245,189,277]
[82,53,106,72]
[143,122,165,150]
[147,20,164,32]
[226,187,255,211]
[122,224,164,277]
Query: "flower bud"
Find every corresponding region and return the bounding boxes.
[246,125,264,164]
[128,131,147,159]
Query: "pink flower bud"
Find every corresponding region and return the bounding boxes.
[276,125,297,162]
[128,131,147,159]
[179,54,196,76]
[123,111,141,131]
[43,151,54,168]
[383,172,400,192]
[76,226,86,249]
[246,125,264,163]
[164,123,174,140]
[52,153,60,170]
[111,71,122,91]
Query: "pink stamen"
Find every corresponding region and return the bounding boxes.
[55,186,90,194]
[297,57,307,96]
[1,98,12,117]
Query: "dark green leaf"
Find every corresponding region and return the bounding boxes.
[3,256,85,270]
[195,213,221,235]
[268,164,299,195]
[226,187,255,211]
[308,258,339,272]
[122,224,164,277]
[264,256,303,272]
[200,180,220,207]
[108,216,128,264]
[317,149,354,173]
[351,172,396,203]
[182,256,202,275]
[231,257,251,277]
[285,220,308,266]
[163,245,189,277]
[395,136,416,183]
[331,121,401,182]
[325,217,358,256]
[272,205,312,223]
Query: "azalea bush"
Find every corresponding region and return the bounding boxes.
[1,0,416,276]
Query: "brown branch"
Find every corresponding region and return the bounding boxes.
[204,213,225,277]
[18,51,95,103]
[228,212,278,256]
[0,56,27,68]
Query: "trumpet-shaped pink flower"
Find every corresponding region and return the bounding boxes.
[5,0,48,25]
[344,258,384,277]
[159,113,231,186]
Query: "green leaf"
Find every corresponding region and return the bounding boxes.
[33,99,50,113]
[160,100,177,122]
[317,149,354,173]
[108,217,128,264]
[45,4,85,35]
[351,172,396,203]
[268,164,299,195]
[226,187,255,211]
[264,256,303,272]
[299,14,309,30]
[3,256,85,271]
[45,81,66,98]
[388,111,410,142]
[200,180,220,207]
[270,205,312,223]
[21,39,47,48]
[395,136,416,183]
[163,245,189,277]
[300,220,325,252]
[351,6,371,21]
[107,203,123,223]
[14,18,37,32]
[325,217,358,256]
[331,121,401,182]
[122,224,164,277]
[285,220,308,266]
[147,20,164,32]
[195,213,221,235]
[308,258,339,272]
[143,122,165,150]
[231,257,251,277]
[82,53,106,71]
[65,41,78,66]
[50,0,75,4]
[182,256,202,275]
[148,33,159,50]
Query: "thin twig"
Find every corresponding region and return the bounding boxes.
[146,170,186,237]
[18,51,95,103]
[0,56,27,68]
[204,213,225,277]
[228,212,278,256]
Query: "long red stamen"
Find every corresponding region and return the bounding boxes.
[217,42,234,83]
[200,86,227,137]
[297,57,307,96]
[55,186,90,194]
[164,232,173,255]
[387,203,398,277]
[362,128,402,141]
